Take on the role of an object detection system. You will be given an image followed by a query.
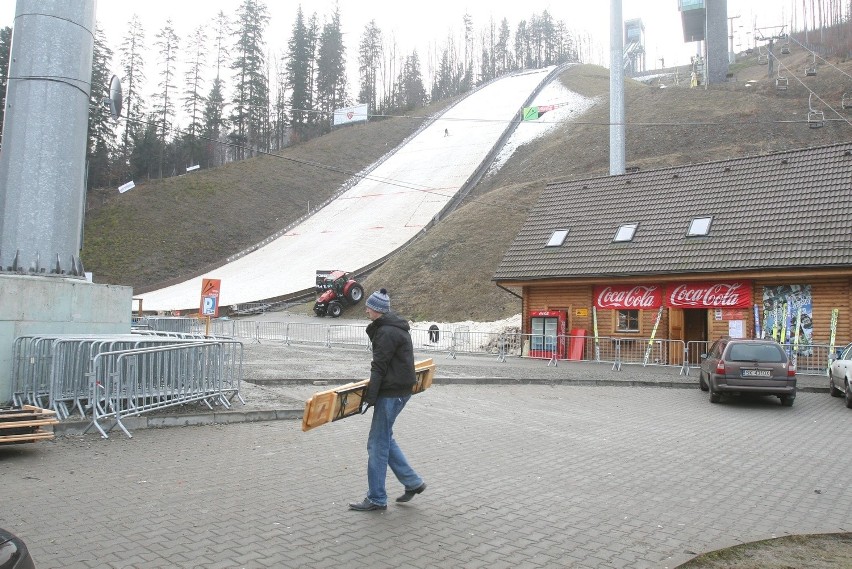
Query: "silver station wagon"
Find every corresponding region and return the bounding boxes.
[699,337,797,406]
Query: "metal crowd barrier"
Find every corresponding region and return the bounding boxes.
[83,339,243,439]
[138,316,847,377]
[11,333,244,436]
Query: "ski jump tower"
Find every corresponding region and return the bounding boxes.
[679,0,729,84]
[623,19,645,75]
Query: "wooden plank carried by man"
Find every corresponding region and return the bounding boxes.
[302,358,435,432]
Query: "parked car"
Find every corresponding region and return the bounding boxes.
[0,528,35,569]
[699,337,797,406]
[828,342,852,408]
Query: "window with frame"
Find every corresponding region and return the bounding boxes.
[616,309,640,332]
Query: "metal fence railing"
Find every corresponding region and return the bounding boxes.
[134,317,847,378]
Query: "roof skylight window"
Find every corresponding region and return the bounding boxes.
[613,223,638,242]
[687,216,713,236]
[546,229,569,247]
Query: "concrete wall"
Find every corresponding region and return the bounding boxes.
[0,274,132,404]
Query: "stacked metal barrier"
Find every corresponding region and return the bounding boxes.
[10,332,244,438]
[84,339,243,438]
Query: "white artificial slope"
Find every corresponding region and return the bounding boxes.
[139,66,595,312]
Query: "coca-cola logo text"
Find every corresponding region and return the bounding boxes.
[596,286,660,309]
[668,283,744,307]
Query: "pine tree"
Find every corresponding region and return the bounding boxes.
[285,6,316,140]
[183,25,207,168]
[118,15,146,180]
[315,6,347,135]
[87,26,116,191]
[153,19,179,178]
[0,26,12,148]
[231,0,270,159]
[202,78,228,166]
[358,20,382,115]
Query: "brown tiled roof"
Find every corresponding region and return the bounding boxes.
[493,142,852,282]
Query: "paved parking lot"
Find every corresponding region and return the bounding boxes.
[3,380,850,568]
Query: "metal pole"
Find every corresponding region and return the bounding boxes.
[609,0,625,175]
[0,0,96,276]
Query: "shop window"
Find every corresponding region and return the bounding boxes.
[616,309,640,332]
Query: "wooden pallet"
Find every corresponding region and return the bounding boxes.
[302,359,436,432]
[0,405,59,445]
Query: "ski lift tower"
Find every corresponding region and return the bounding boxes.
[623,19,645,75]
[678,0,729,84]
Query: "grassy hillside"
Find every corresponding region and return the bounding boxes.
[84,53,852,321]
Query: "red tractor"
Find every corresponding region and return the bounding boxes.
[313,270,364,317]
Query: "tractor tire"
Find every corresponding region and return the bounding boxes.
[328,301,343,318]
[347,284,364,304]
[313,304,327,317]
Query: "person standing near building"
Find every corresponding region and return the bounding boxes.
[349,288,427,511]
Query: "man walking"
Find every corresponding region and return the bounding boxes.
[349,288,426,511]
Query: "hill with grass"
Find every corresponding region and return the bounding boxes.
[83,51,852,322]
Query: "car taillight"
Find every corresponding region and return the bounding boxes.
[716,360,726,374]
[788,364,796,377]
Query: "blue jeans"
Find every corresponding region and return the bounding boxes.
[366,395,423,506]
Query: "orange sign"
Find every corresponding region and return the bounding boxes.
[200,278,221,317]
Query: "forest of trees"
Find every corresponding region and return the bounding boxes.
[2,0,849,193]
[0,1,578,193]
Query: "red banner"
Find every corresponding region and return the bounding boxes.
[593,284,663,309]
[665,281,752,308]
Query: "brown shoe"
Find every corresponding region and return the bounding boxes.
[396,483,426,503]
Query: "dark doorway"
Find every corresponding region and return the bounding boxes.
[684,309,708,365]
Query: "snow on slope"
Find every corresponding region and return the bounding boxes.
[139,66,594,312]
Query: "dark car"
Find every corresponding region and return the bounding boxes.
[699,337,797,406]
[0,528,35,569]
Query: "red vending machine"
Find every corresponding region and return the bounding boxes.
[529,310,567,359]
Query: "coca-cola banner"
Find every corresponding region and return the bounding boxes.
[665,281,752,308]
[593,285,663,309]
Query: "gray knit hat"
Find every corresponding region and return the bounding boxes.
[366,288,391,313]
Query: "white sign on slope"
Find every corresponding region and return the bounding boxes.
[333,103,368,126]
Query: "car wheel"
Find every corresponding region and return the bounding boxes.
[347,284,364,303]
[846,383,852,409]
[829,374,844,397]
[709,384,722,403]
[780,395,795,407]
[328,301,343,318]
[699,372,709,392]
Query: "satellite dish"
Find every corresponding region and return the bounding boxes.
[103,75,122,119]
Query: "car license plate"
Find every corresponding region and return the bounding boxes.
[741,369,771,378]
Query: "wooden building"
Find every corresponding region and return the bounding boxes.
[493,142,852,358]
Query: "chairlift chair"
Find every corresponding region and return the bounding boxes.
[775,74,788,90]
[781,43,790,54]
[808,93,824,128]
[757,46,768,65]
[843,93,852,110]
[805,52,817,76]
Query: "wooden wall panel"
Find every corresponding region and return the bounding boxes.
[524,277,852,345]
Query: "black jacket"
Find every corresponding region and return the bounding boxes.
[364,311,416,404]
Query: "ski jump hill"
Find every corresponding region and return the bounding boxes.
[138,65,565,313]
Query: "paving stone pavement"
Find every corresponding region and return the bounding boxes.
[2,342,849,569]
